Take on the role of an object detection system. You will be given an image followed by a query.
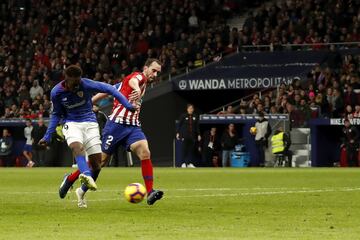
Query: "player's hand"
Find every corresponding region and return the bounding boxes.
[128,101,140,112]
[38,138,48,146]
[176,133,180,140]
[129,89,141,101]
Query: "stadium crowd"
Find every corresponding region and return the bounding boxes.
[0,0,359,168]
[0,0,240,118]
[1,0,360,121]
[240,0,360,49]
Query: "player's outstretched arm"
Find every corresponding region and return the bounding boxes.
[92,93,108,104]
[41,91,64,144]
[84,79,135,111]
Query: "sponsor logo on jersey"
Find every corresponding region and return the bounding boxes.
[77,91,84,98]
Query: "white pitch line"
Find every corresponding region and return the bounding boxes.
[168,187,360,198]
[69,187,360,202]
[0,187,294,195]
[1,187,360,195]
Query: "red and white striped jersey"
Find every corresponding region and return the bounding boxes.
[109,72,148,126]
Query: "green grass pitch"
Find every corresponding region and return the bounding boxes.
[0,168,360,240]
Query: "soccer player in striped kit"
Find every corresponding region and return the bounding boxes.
[59,59,164,205]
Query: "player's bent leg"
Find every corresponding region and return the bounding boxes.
[80,152,102,193]
[69,142,91,175]
[130,140,164,205]
[59,170,81,199]
[69,142,97,190]
[101,152,111,168]
[75,187,87,208]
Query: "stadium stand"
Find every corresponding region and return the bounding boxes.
[0,0,243,118]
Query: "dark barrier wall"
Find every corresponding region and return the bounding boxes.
[0,122,72,167]
[172,49,360,91]
[175,121,258,167]
[309,118,360,167]
[141,92,190,165]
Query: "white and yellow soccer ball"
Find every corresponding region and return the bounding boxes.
[250,126,257,135]
[124,183,147,203]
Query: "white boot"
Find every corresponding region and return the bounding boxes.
[75,188,87,208]
[181,163,187,168]
[187,163,196,168]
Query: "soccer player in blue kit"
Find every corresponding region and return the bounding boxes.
[39,65,136,208]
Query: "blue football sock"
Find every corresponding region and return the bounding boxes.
[76,155,91,176]
[81,169,101,192]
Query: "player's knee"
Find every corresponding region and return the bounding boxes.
[91,161,101,171]
[139,149,151,160]
[100,154,110,167]
[71,145,85,156]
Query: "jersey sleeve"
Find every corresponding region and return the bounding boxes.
[82,79,134,111]
[134,74,143,82]
[113,83,122,90]
[42,89,65,143]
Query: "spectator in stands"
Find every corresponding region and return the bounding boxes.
[239,107,247,115]
[29,80,44,100]
[176,104,201,168]
[31,118,47,166]
[252,112,271,167]
[0,129,13,167]
[221,123,238,167]
[23,119,35,167]
[287,102,306,127]
[332,88,344,117]
[340,119,359,167]
[354,105,360,118]
[263,96,272,113]
[199,127,220,167]
[218,105,235,115]
[299,98,311,124]
[344,105,354,119]
[344,84,358,107]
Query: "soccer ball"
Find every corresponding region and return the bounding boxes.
[250,126,257,135]
[124,183,147,203]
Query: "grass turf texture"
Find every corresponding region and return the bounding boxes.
[0,168,360,240]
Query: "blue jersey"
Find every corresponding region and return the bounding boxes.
[42,78,133,143]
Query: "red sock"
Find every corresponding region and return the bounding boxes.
[67,169,80,182]
[141,159,153,193]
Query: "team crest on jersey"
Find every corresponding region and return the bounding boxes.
[77,91,84,98]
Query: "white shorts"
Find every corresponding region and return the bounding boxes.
[62,122,102,155]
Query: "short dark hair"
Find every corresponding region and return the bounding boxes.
[64,65,82,78]
[144,58,162,67]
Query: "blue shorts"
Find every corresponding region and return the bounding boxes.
[23,144,32,152]
[101,120,146,155]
